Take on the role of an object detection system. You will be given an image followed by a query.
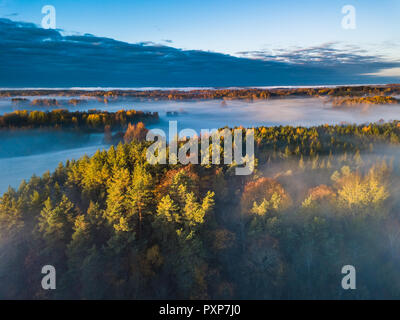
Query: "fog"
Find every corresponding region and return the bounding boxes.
[0,145,107,194]
[1,96,400,194]
[0,127,107,194]
[3,97,400,129]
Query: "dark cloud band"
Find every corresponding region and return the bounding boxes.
[0,18,398,87]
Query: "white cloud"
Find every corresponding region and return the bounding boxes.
[364,67,400,77]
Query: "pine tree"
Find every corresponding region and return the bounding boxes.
[37,195,76,250]
[126,163,154,236]
[105,167,131,230]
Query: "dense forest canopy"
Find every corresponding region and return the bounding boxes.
[2,122,400,299]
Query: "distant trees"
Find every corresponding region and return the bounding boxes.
[31,99,59,107]
[2,85,400,102]
[332,95,398,107]
[0,109,159,131]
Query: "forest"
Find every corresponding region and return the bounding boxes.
[1,85,400,102]
[0,109,159,131]
[2,121,400,299]
[332,96,399,107]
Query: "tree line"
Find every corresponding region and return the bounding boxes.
[1,85,399,101]
[0,109,159,131]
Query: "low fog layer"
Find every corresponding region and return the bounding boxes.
[0,130,107,194]
[3,96,400,128]
[1,97,400,194]
[0,145,107,194]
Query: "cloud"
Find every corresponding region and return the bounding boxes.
[4,13,18,17]
[364,68,400,78]
[237,42,392,66]
[0,18,399,87]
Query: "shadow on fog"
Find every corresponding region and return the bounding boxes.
[0,130,104,158]
[0,129,107,194]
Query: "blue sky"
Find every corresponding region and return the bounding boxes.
[1,0,399,55]
[0,0,399,86]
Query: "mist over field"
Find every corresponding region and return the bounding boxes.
[3,96,400,127]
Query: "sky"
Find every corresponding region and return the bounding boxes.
[0,0,399,87]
